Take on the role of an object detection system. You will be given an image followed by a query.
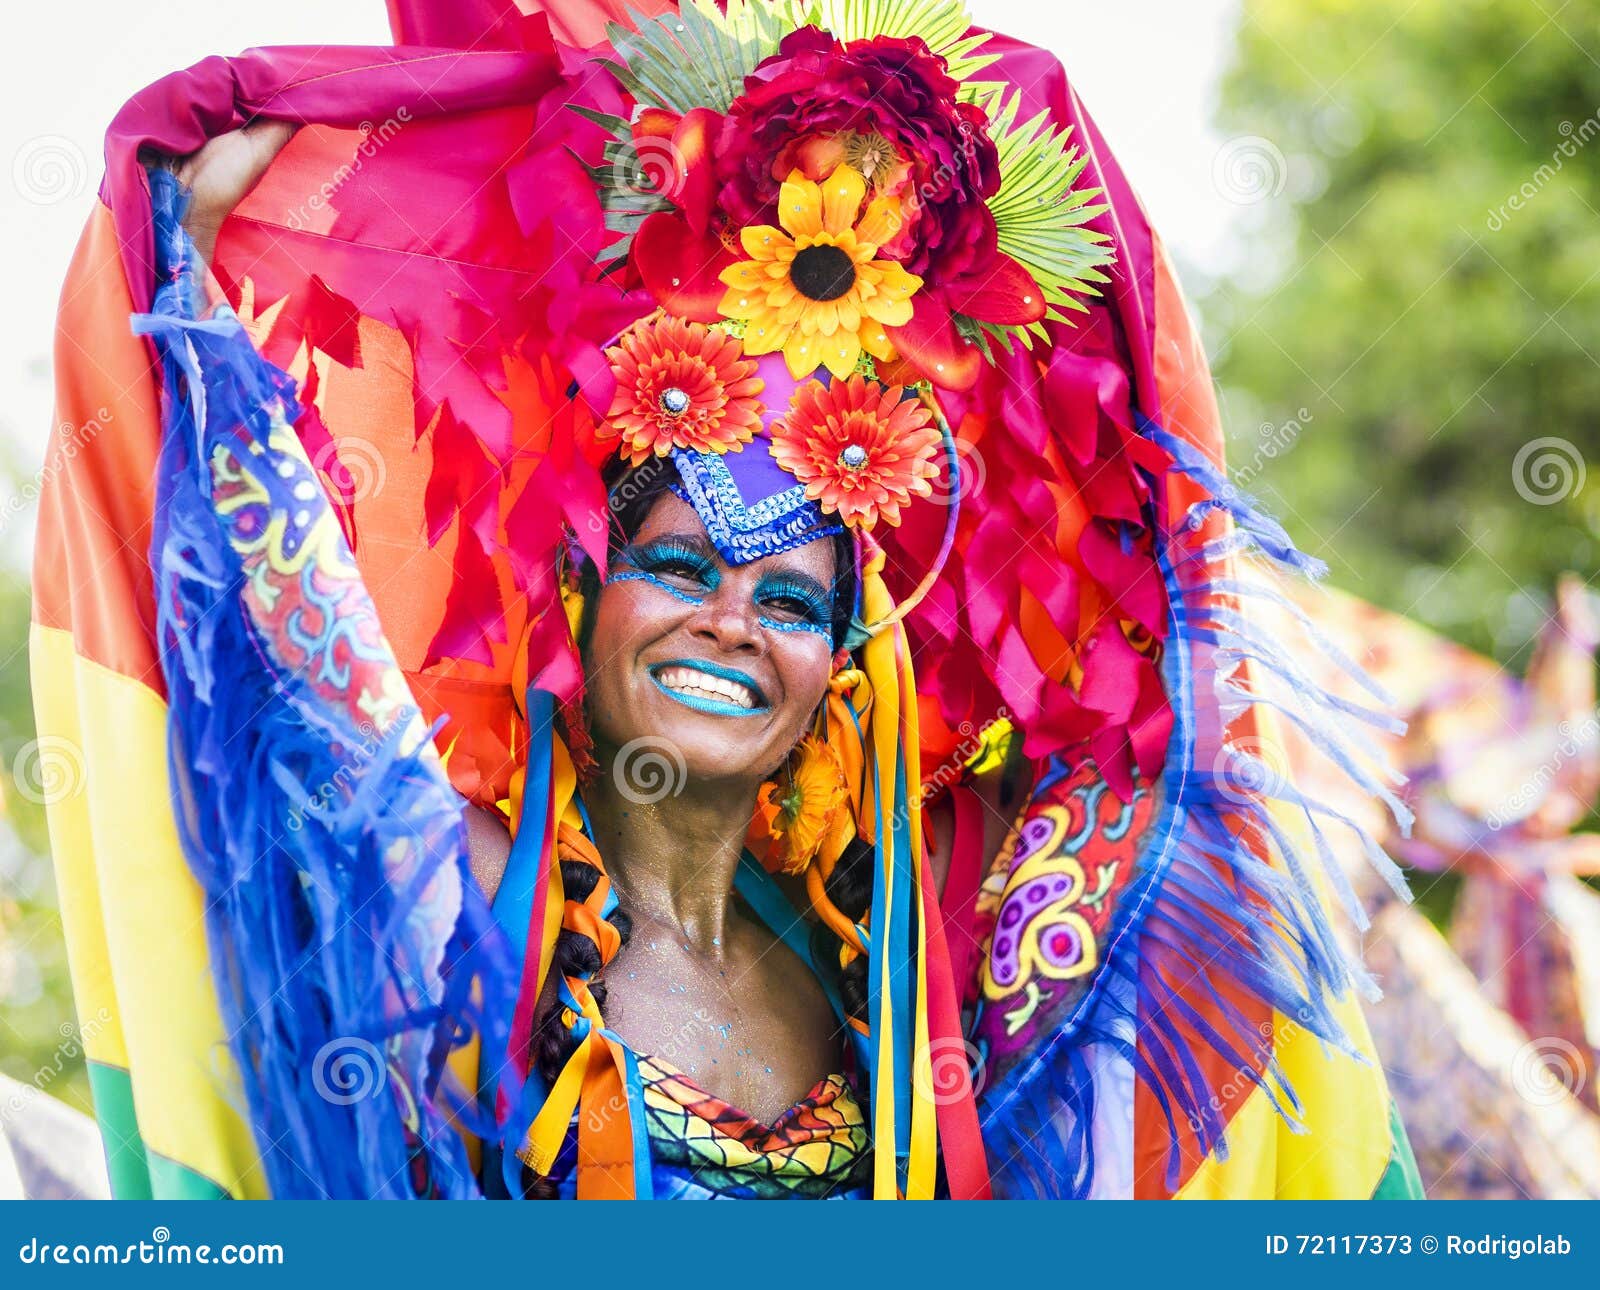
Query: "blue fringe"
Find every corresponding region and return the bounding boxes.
[137,169,515,1198]
[977,419,1412,1198]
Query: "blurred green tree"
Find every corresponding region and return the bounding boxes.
[1205,0,1599,662]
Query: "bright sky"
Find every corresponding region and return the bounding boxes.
[0,0,1241,571]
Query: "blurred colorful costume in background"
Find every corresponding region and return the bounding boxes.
[30,0,1421,1198]
[1276,577,1600,1199]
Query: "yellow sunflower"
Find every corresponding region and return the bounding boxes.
[718,163,923,380]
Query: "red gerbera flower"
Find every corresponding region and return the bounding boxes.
[770,376,942,529]
[603,317,766,465]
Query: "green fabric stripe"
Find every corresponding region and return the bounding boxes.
[148,1151,229,1200]
[86,1061,232,1199]
[85,1061,151,1200]
[1370,1099,1425,1199]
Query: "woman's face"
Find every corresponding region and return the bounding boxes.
[582,492,839,786]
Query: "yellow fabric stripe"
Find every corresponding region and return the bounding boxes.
[1174,993,1393,1199]
[30,625,267,1199]
[898,627,937,1200]
[29,627,130,1076]
[860,554,900,1200]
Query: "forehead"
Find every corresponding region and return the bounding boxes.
[634,492,840,584]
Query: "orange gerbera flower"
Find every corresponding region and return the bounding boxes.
[603,316,765,465]
[763,735,853,875]
[718,163,922,380]
[769,376,942,530]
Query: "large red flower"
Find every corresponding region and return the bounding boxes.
[717,29,1000,284]
[622,31,1047,390]
[770,376,942,529]
[603,317,765,464]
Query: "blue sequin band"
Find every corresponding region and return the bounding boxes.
[669,448,844,566]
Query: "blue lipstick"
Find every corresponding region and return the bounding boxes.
[648,660,769,718]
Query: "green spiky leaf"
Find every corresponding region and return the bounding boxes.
[603,0,791,114]
[971,85,1115,345]
[771,0,998,86]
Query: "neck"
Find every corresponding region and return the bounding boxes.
[582,757,760,956]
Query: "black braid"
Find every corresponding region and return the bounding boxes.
[815,837,877,1022]
[521,857,633,1198]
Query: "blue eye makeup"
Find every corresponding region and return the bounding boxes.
[611,536,721,604]
[755,572,835,640]
[611,534,835,640]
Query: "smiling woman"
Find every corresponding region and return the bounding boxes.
[464,349,968,1197]
[31,0,1422,1204]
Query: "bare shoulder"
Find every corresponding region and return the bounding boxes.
[464,804,512,903]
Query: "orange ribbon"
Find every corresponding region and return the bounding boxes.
[517,822,637,1198]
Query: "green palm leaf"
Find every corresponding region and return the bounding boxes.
[964,86,1114,347]
[602,0,791,114]
[771,0,998,85]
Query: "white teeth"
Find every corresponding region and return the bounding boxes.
[656,666,758,709]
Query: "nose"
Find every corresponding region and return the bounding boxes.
[686,577,763,654]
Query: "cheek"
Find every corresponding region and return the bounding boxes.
[583,583,655,696]
[771,633,834,726]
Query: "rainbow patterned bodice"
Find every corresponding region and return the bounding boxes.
[547,1051,871,1200]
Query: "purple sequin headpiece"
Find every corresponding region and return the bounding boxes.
[668,353,844,566]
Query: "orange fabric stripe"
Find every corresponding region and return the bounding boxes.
[32,201,165,693]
